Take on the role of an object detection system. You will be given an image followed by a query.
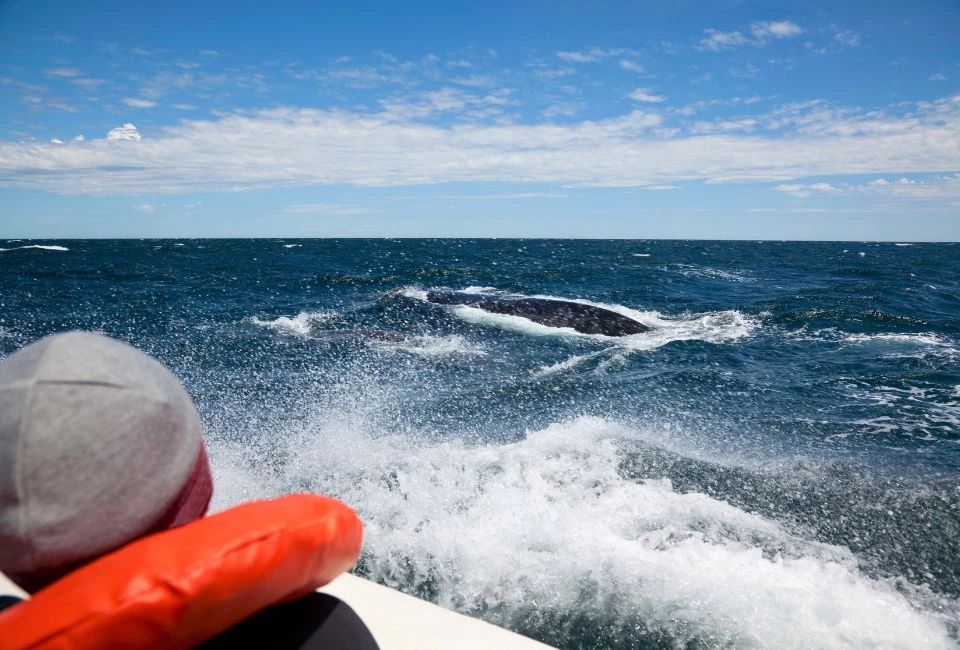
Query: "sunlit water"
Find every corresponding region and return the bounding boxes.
[3,239,958,648]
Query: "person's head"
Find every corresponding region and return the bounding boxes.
[0,331,212,592]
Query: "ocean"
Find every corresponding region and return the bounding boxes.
[2,238,958,649]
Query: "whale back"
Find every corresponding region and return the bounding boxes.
[425,292,650,336]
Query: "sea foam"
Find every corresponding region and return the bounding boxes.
[0,245,69,252]
[248,310,340,336]
[209,413,956,649]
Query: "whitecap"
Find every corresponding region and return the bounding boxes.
[247,310,340,336]
[530,349,612,378]
[671,264,751,282]
[0,244,69,252]
[397,286,430,301]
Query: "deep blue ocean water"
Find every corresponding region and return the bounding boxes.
[2,239,959,649]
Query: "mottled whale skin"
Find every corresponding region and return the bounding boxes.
[425,291,650,336]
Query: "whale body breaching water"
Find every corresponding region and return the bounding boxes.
[425,291,651,336]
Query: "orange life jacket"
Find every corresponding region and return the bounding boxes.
[0,493,363,650]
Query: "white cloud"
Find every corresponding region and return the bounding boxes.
[1,97,957,195]
[199,49,221,57]
[533,66,577,80]
[751,21,803,40]
[139,70,228,100]
[44,68,80,78]
[774,184,812,197]
[71,77,105,88]
[379,87,511,121]
[832,30,862,47]
[557,51,595,63]
[50,139,64,145]
[618,60,645,73]
[419,192,568,201]
[48,100,78,113]
[929,73,948,82]
[134,203,155,214]
[775,174,960,200]
[122,98,157,108]
[644,185,681,191]
[543,103,583,119]
[556,48,627,63]
[698,29,748,51]
[699,20,802,51]
[106,123,141,141]
[629,88,666,103]
[730,63,761,79]
[690,118,758,134]
[73,135,85,143]
[450,75,496,88]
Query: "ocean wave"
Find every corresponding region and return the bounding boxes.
[209,415,956,649]
[397,286,430,301]
[530,349,613,378]
[841,332,952,347]
[845,332,958,361]
[840,384,960,439]
[0,244,69,252]
[669,263,752,282]
[785,329,958,361]
[247,310,341,336]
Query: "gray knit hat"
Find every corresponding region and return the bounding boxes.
[0,331,212,590]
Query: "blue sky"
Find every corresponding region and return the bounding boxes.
[1,0,958,240]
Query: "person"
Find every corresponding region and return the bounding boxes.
[0,331,379,649]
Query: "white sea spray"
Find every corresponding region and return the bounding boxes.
[209,414,956,649]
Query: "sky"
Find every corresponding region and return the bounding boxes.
[0,0,958,240]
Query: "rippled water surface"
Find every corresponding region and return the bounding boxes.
[2,239,958,649]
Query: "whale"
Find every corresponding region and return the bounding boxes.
[425,291,650,336]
